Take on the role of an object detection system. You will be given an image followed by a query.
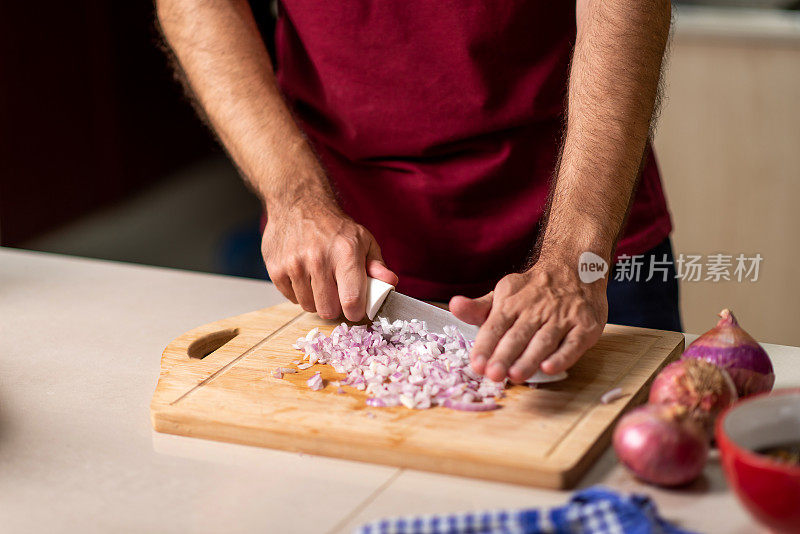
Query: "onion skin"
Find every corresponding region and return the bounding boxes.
[649,359,737,437]
[682,309,774,398]
[613,404,709,487]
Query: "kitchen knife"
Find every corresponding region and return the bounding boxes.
[366,278,566,384]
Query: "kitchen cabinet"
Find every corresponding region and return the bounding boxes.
[654,6,800,345]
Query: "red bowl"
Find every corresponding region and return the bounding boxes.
[716,388,800,534]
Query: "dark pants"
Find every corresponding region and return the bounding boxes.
[607,238,682,332]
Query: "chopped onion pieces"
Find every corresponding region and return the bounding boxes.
[294,319,506,411]
[307,372,324,391]
[601,387,625,404]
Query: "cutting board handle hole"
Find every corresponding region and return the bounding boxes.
[188,328,240,359]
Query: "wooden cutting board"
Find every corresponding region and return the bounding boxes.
[151,302,684,489]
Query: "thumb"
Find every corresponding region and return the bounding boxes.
[365,238,399,286]
[449,292,493,326]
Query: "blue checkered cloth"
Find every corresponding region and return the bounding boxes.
[355,486,696,534]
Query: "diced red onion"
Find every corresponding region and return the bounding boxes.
[307,372,324,390]
[271,370,283,379]
[294,319,507,411]
[601,387,625,404]
[443,398,498,412]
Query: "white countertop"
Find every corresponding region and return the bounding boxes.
[2,247,798,533]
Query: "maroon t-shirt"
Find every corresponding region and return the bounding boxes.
[274,1,672,300]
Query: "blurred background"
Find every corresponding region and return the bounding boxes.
[2,1,798,345]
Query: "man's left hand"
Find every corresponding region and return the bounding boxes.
[449,256,607,383]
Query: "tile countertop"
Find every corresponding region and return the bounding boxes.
[1,247,798,534]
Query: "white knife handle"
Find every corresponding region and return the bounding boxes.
[366,277,395,320]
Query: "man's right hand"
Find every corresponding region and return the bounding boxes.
[156,0,397,320]
[262,200,398,321]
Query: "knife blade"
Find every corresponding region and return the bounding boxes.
[365,278,567,384]
[375,289,480,339]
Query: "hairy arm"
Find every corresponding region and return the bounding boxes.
[157,0,325,210]
[157,0,396,320]
[451,0,671,381]
[543,0,669,268]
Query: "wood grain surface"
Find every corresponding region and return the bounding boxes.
[151,302,684,489]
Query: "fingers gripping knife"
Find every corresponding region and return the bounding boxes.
[365,278,567,384]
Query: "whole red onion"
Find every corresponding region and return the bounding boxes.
[613,404,709,487]
[649,359,737,437]
[682,309,774,398]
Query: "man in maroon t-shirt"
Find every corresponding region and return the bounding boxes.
[158,1,676,383]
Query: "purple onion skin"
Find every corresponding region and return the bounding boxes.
[613,404,708,487]
[648,359,737,438]
[682,309,774,398]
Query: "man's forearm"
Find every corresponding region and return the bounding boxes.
[156,0,333,212]
[539,0,671,266]
[158,0,399,320]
